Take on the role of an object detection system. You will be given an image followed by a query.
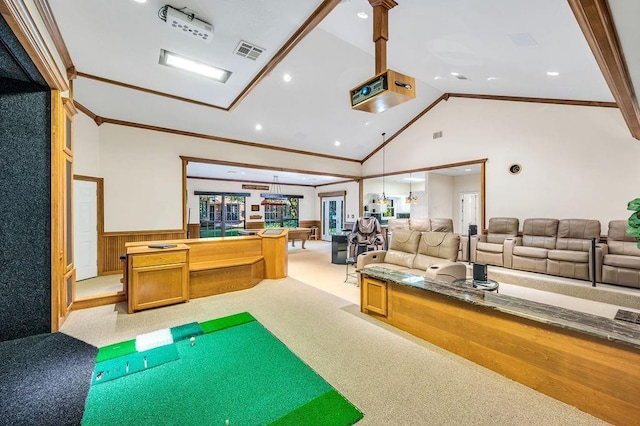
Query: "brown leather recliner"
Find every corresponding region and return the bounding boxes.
[602,220,640,288]
[471,217,519,267]
[507,218,559,274]
[546,219,602,281]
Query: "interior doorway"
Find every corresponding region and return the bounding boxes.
[459,192,480,234]
[321,196,344,241]
[73,179,98,281]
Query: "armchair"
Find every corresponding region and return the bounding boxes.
[546,219,602,281]
[508,218,559,274]
[348,217,385,258]
[602,220,640,288]
[471,217,519,267]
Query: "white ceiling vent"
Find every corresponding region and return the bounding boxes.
[234,41,265,61]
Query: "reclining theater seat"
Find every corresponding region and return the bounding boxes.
[428,218,454,232]
[471,217,519,267]
[602,220,640,288]
[357,229,421,272]
[547,219,602,281]
[508,218,559,274]
[409,232,465,282]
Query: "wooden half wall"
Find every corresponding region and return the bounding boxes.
[100,230,185,275]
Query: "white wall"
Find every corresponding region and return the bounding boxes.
[75,97,640,234]
[427,173,453,220]
[363,98,640,230]
[73,113,100,177]
[90,123,360,232]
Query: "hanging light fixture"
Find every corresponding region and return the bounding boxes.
[405,172,419,204]
[261,175,290,206]
[376,132,390,205]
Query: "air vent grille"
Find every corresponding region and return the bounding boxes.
[234,41,265,61]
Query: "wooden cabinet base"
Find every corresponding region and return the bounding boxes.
[190,260,264,299]
[361,278,640,425]
[127,245,189,313]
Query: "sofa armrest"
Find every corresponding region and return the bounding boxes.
[503,237,518,268]
[356,250,386,269]
[469,235,478,262]
[424,262,467,283]
[590,243,606,282]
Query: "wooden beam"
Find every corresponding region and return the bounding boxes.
[369,0,397,74]
[567,0,640,139]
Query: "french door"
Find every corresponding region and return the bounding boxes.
[321,196,344,241]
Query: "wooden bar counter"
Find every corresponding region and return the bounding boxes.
[359,266,640,425]
[125,232,288,311]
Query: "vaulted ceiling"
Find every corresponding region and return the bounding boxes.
[24,0,640,182]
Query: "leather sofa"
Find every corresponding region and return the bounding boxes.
[471,217,519,267]
[547,219,602,281]
[387,218,453,233]
[507,218,559,274]
[357,229,465,283]
[602,220,640,288]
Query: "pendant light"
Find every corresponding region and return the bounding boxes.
[405,172,418,204]
[376,132,390,205]
[261,176,290,206]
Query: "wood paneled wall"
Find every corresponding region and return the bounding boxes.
[100,231,185,275]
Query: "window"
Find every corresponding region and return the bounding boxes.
[264,197,299,228]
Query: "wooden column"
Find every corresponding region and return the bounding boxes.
[369,0,398,74]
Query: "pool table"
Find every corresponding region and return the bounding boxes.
[239,228,312,248]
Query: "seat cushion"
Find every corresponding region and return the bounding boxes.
[476,241,504,254]
[547,249,589,263]
[604,254,640,270]
[513,245,548,259]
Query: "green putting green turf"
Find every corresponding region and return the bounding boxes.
[82,313,363,425]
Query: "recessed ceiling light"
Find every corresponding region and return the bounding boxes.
[465,168,471,172]
[434,76,443,80]
[283,73,292,82]
[357,12,368,19]
[334,140,341,146]
[450,72,460,76]
[364,121,372,126]
[159,49,231,82]
[255,124,262,131]
[487,76,497,81]
[133,0,147,3]
[546,71,560,76]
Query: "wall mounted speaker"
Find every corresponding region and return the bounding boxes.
[508,163,522,175]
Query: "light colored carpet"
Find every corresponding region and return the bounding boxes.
[62,241,610,425]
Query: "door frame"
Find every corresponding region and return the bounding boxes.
[73,178,98,281]
[320,195,345,241]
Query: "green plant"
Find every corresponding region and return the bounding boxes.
[627,198,640,248]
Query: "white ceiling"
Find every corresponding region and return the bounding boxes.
[48,0,629,185]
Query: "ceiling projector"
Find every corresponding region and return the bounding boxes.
[350,69,416,113]
[164,5,213,42]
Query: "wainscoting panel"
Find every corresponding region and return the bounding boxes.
[100,231,185,275]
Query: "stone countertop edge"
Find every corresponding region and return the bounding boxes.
[360,266,640,350]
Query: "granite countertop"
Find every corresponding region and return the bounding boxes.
[360,266,640,350]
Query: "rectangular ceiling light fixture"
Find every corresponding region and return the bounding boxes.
[159,49,231,83]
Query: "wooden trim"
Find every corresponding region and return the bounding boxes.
[32,0,74,79]
[314,178,357,188]
[50,90,62,332]
[228,0,342,110]
[361,94,449,163]
[182,158,187,235]
[361,158,488,180]
[76,72,228,111]
[187,175,318,188]
[102,229,184,237]
[62,97,77,116]
[181,156,360,179]
[98,118,361,163]
[73,175,105,273]
[448,92,618,108]
[1,0,68,90]
[318,190,346,197]
[73,100,102,125]
[480,161,486,232]
[567,0,640,139]
[72,293,126,311]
